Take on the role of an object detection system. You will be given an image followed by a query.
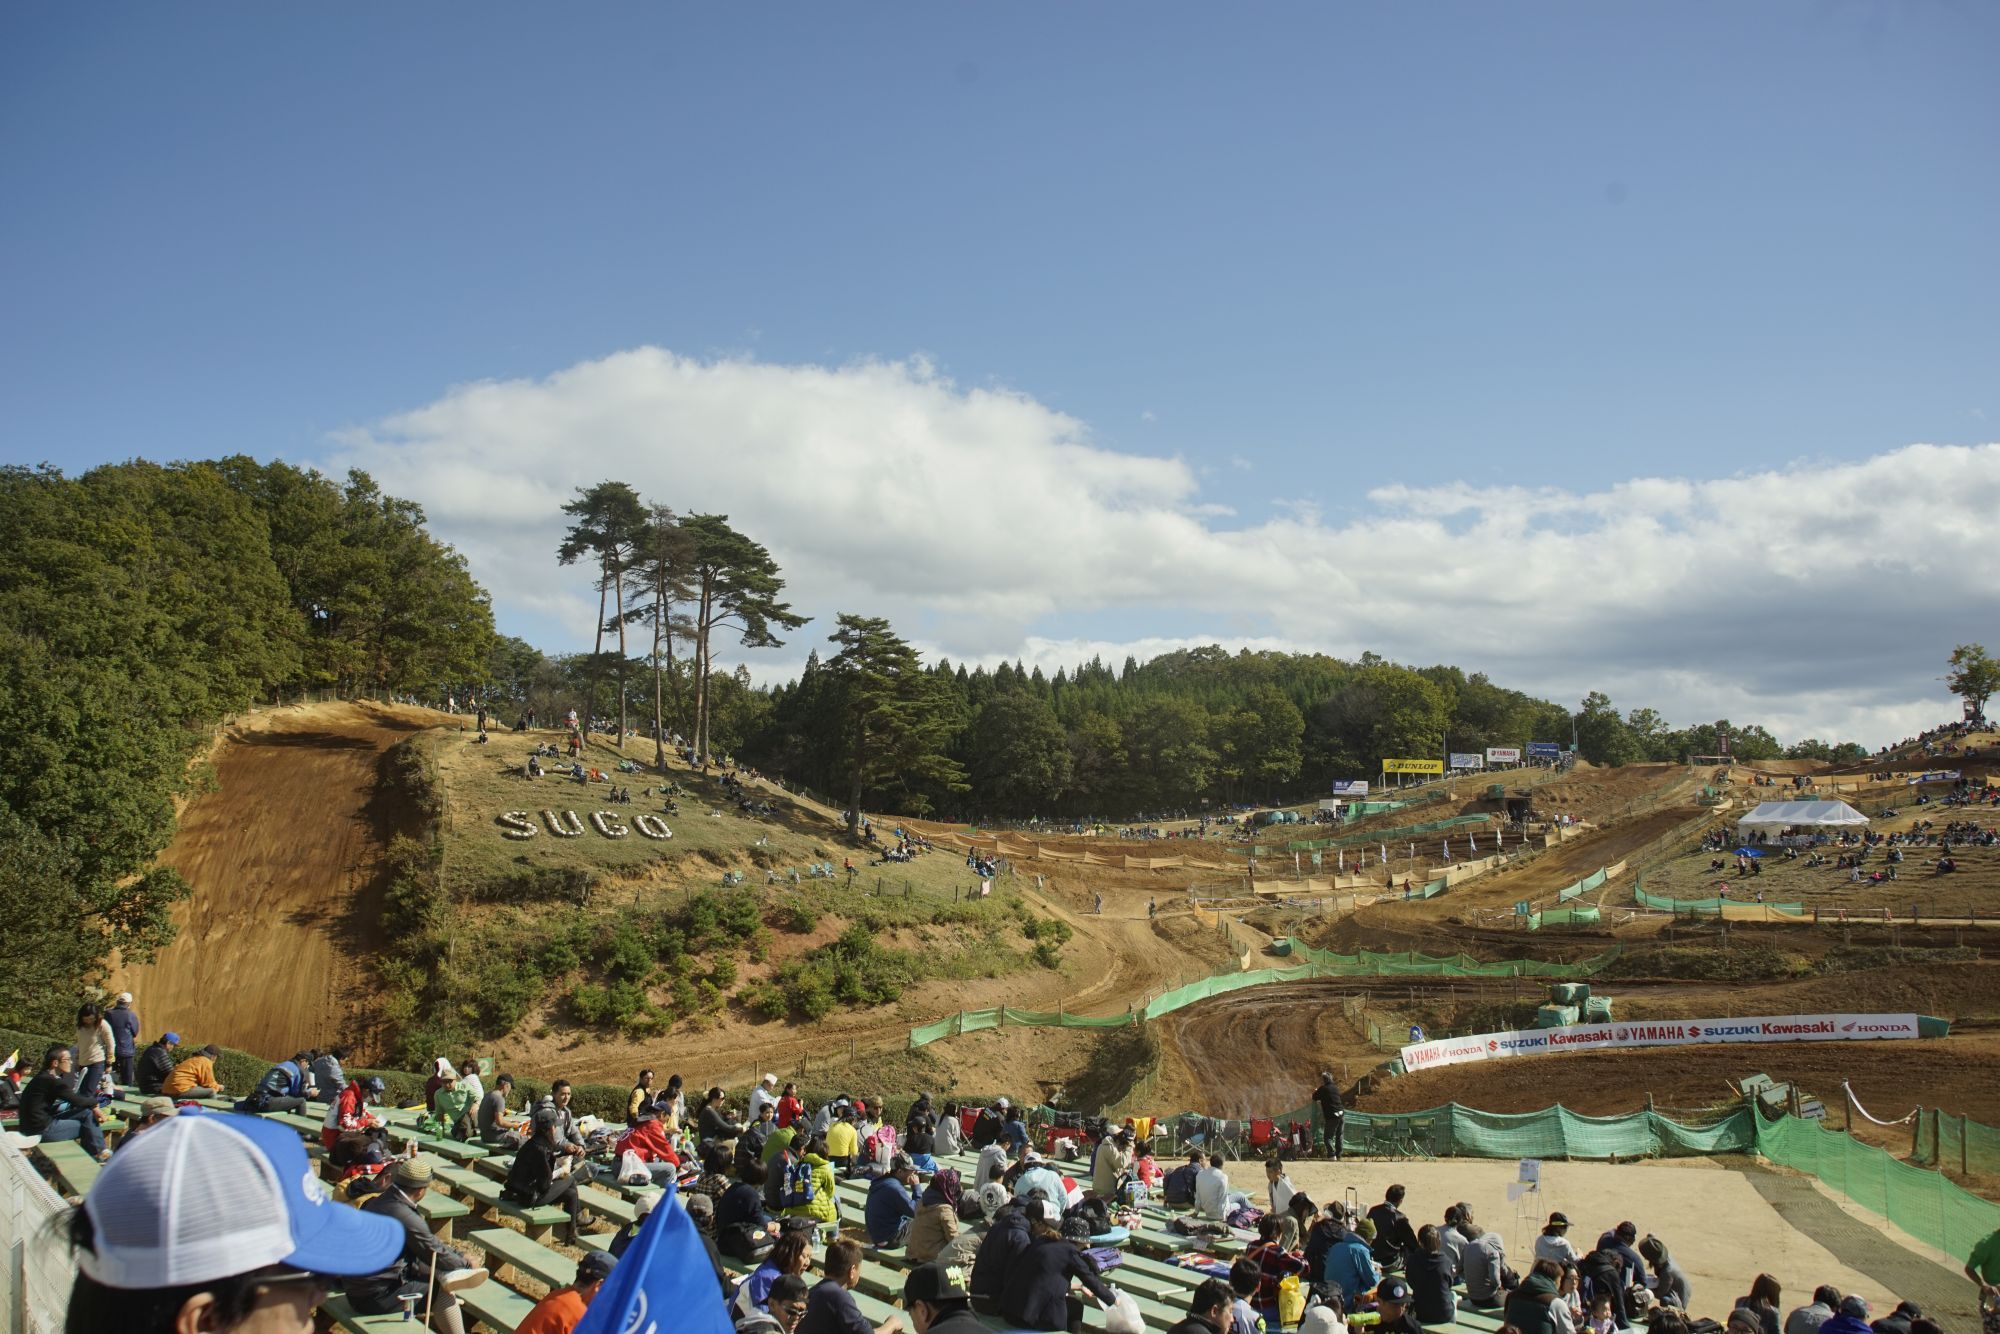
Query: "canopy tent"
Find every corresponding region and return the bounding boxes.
[1736,800,1869,834]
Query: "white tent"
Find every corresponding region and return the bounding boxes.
[1736,800,1869,835]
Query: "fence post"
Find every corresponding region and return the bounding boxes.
[1962,1114,1972,1179]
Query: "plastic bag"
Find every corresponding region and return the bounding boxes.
[1102,1288,1144,1334]
[618,1150,650,1185]
[1278,1273,1306,1327]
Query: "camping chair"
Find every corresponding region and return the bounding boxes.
[1248,1118,1277,1152]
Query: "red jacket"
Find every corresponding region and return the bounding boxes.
[776,1095,805,1130]
[615,1118,680,1166]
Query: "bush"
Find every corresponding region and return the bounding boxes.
[462,865,593,905]
[604,924,654,983]
[783,899,820,934]
[709,957,738,990]
[1031,940,1064,969]
[740,981,788,1021]
[568,982,610,1026]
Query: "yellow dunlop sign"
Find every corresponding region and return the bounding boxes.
[1381,758,1445,774]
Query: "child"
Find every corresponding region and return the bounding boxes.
[1588,1293,1617,1334]
[1229,1257,1265,1334]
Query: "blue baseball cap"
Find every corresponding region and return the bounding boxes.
[77,1112,401,1289]
[162,1032,181,1045]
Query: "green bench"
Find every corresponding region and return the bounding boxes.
[411,1188,472,1242]
[319,1294,419,1331]
[433,1165,571,1244]
[471,1226,577,1291]
[35,1139,103,1198]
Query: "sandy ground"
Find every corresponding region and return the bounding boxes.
[108,701,446,1058]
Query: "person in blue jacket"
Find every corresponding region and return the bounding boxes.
[1324,1208,1382,1305]
[865,1154,920,1248]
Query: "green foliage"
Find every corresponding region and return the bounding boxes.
[1947,644,2000,721]
[823,614,968,826]
[781,898,820,934]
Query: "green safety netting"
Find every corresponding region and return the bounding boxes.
[1177,1101,1755,1160]
[1556,868,1608,903]
[1757,1112,2000,1261]
[909,941,1623,1047]
[1633,873,1804,916]
[1525,906,1603,930]
[1914,1108,2000,1178]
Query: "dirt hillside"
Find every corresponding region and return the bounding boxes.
[109,700,449,1060]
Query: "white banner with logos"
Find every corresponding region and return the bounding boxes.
[1399,1012,1921,1073]
[1449,753,1485,770]
[1486,747,1521,765]
[1332,780,1370,797]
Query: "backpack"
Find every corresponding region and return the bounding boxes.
[780,1157,816,1209]
[1065,1197,1110,1237]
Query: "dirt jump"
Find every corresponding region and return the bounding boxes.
[109,701,446,1060]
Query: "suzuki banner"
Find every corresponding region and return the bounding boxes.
[1449,753,1485,770]
[1400,1013,1921,1072]
[1486,747,1521,765]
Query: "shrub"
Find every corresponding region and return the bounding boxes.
[568,982,610,1026]
[1032,940,1064,969]
[605,924,654,983]
[783,899,819,934]
[740,981,788,1021]
[709,957,738,990]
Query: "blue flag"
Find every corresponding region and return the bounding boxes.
[573,1182,734,1334]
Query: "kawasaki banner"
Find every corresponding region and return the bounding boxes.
[1401,1012,1922,1072]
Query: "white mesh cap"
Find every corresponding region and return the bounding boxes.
[80,1113,400,1289]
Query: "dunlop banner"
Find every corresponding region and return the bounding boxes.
[1382,758,1445,775]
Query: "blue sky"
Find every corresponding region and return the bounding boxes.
[3,3,1995,744]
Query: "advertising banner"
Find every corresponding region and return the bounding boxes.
[1331,780,1370,797]
[1526,741,1562,759]
[1400,1012,1921,1073]
[1383,758,1445,775]
[1449,753,1485,770]
[1908,771,1962,785]
[1486,747,1522,765]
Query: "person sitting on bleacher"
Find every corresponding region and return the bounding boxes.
[1011,1150,1065,1207]
[999,1211,1116,1334]
[133,1032,179,1096]
[1460,1217,1514,1308]
[309,1044,349,1096]
[740,1271,811,1333]
[1166,1277,1235,1334]
[865,1153,921,1248]
[1246,1214,1309,1326]
[802,1237,903,1334]
[61,1112,404,1334]
[738,1229,816,1322]
[160,1044,225,1099]
[244,1052,312,1115]
[932,1100,961,1157]
[1408,1225,1458,1327]
[1163,1147,1204,1207]
[900,1262,983,1334]
[477,1072,526,1148]
[503,1109,594,1233]
[113,1096,177,1152]
[1322,1209,1380,1306]
[1193,1151,1233,1220]
[969,1195,1033,1317]
[345,1158,489,1333]
[1368,1183,1419,1269]
[320,1074,385,1149]
[617,1106,682,1185]
[780,1132,840,1234]
[515,1248,616,1334]
[18,1044,109,1161]
[907,1167,962,1263]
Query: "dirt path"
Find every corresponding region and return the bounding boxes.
[109,700,446,1060]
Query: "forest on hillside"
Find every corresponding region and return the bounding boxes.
[503,480,1868,827]
[0,458,495,1031]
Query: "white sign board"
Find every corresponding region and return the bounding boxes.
[1331,780,1369,797]
[1486,747,1522,765]
[1400,1013,1922,1073]
[1449,753,1484,770]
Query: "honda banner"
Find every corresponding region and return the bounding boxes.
[1400,1013,1921,1073]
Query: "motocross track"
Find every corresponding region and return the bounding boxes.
[108,701,448,1060]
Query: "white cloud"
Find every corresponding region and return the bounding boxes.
[324,348,1999,748]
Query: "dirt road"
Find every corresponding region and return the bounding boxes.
[109,701,444,1060]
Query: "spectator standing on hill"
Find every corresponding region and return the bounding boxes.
[1965,1224,2000,1315]
[515,1249,616,1334]
[802,1237,903,1334]
[20,1044,109,1161]
[1313,1071,1345,1160]
[162,1044,225,1099]
[72,1002,116,1101]
[345,1159,489,1332]
[133,1032,179,1095]
[106,993,139,1085]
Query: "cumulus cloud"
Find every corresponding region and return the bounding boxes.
[324,348,1998,747]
